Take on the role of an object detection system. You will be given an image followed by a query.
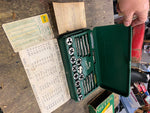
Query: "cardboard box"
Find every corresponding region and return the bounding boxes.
[88,90,114,113]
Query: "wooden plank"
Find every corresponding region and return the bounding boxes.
[53,2,87,34]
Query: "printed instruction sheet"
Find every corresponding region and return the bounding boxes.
[19,39,70,113]
[2,13,54,52]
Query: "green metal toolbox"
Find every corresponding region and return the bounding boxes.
[57,24,132,101]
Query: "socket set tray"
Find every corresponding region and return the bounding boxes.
[58,29,97,101]
[57,24,132,101]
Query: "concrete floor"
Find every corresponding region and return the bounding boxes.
[0,0,114,113]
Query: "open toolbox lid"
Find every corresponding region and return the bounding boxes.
[93,24,132,96]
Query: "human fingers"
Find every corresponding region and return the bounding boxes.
[123,12,134,26]
[131,12,148,27]
[116,4,121,14]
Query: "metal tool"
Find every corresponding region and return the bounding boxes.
[79,74,84,80]
[73,73,78,80]
[70,56,76,64]
[82,36,87,56]
[90,32,94,49]
[85,34,90,54]
[72,65,77,72]
[83,79,87,95]
[86,77,90,93]
[77,66,83,74]
[94,74,97,87]
[92,51,95,63]
[76,58,81,66]
[78,94,83,101]
[75,38,79,56]
[77,88,81,94]
[75,80,80,87]
[77,38,81,56]
[66,37,73,45]
[91,73,94,89]
[68,47,74,55]
[82,81,86,95]
[80,38,84,57]
[88,75,91,91]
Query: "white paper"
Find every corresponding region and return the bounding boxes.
[19,39,70,113]
[2,13,54,52]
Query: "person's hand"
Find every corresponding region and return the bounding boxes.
[117,0,149,27]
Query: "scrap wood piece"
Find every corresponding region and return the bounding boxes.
[0,83,3,89]
[53,2,87,34]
